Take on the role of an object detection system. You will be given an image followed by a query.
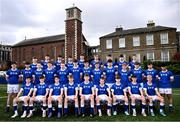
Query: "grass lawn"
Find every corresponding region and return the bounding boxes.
[0,84,180,121]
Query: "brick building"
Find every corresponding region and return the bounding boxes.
[99,21,178,62]
[0,44,12,68]
[12,6,89,65]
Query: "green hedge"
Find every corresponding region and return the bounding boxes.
[142,61,180,74]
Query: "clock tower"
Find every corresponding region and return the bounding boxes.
[65,6,83,62]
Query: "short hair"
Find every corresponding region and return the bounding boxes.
[11,61,17,65]
[48,61,53,64]
[80,54,84,56]
[84,60,89,63]
[135,62,140,65]
[61,60,65,64]
[58,55,62,57]
[100,76,105,80]
[95,62,99,65]
[45,54,50,57]
[24,61,30,65]
[84,74,89,77]
[147,62,153,65]
[54,76,59,79]
[26,76,31,79]
[107,54,112,57]
[131,74,137,78]
[161,64,166,67]
[115,75,121,79]
[73,59,78,63]
[68,56,72,58]
[122,62,127,66]
[39,76,45,79]
[119,54,124,57]
[32,56,37,59]
[68,74,74,79]
[107,59,113,63]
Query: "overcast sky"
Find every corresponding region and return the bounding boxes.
[0,0,179,46]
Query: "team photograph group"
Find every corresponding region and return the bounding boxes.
[5,54,174,119]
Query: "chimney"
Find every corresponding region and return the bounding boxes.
[147,20,155,28]
[115,25,123,32]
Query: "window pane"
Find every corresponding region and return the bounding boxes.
[136,53,141,62]
[147,52,154,60]
[119,38,125,48]
[133,36,140,46]
[106,39,112,49]
[161,50,169,61]
[146,34,154,45]
[160,33,168,44]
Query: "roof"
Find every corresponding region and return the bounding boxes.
[13,34,65,47]
[13,33,88,47]
[100,26,177,39]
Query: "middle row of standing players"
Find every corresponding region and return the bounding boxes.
[23,54,157,88]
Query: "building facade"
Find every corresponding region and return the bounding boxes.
[0,44,12,67]
[99,21,178,62]
[12,6,89,65]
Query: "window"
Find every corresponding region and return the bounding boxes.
[119,38,125,48]
[146,34,154,45]
[161,50,169,61]
[106,39,112,49]
[160,33,168,44]
[147,52,154,60]
[133,36,140,46]
[136,53,141,62]
[68,9,74,18]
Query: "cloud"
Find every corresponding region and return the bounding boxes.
[0,0,179,46]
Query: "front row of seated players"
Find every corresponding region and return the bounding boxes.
[11,74,166,118]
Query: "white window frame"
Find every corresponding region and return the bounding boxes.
[146,34,154,45]
[133,36,140,46]
[106,39,112,49]
[161,50,169,61]
[147,52,155,61]
[119,38,125,48]
[160,33,168,44]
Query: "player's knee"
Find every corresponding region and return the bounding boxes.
[48,97,52,101]
[13,98,17,103]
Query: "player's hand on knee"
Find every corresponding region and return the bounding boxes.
[96,96,99,101]
[80,95,84,99]
[130,95,135,99]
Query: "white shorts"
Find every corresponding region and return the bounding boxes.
[133,94,142,99]
[99,95,108,101]
[115,95,125,100]
[7,84,19,93]
[84,94,91,100]
[149,95,158,101]
[18,96,28,101]
[159,88,172,94]
[34,95,45,102]
[67,95,75,100]
[51,95,59,101]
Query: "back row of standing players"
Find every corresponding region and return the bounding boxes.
[6,54,174,116]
